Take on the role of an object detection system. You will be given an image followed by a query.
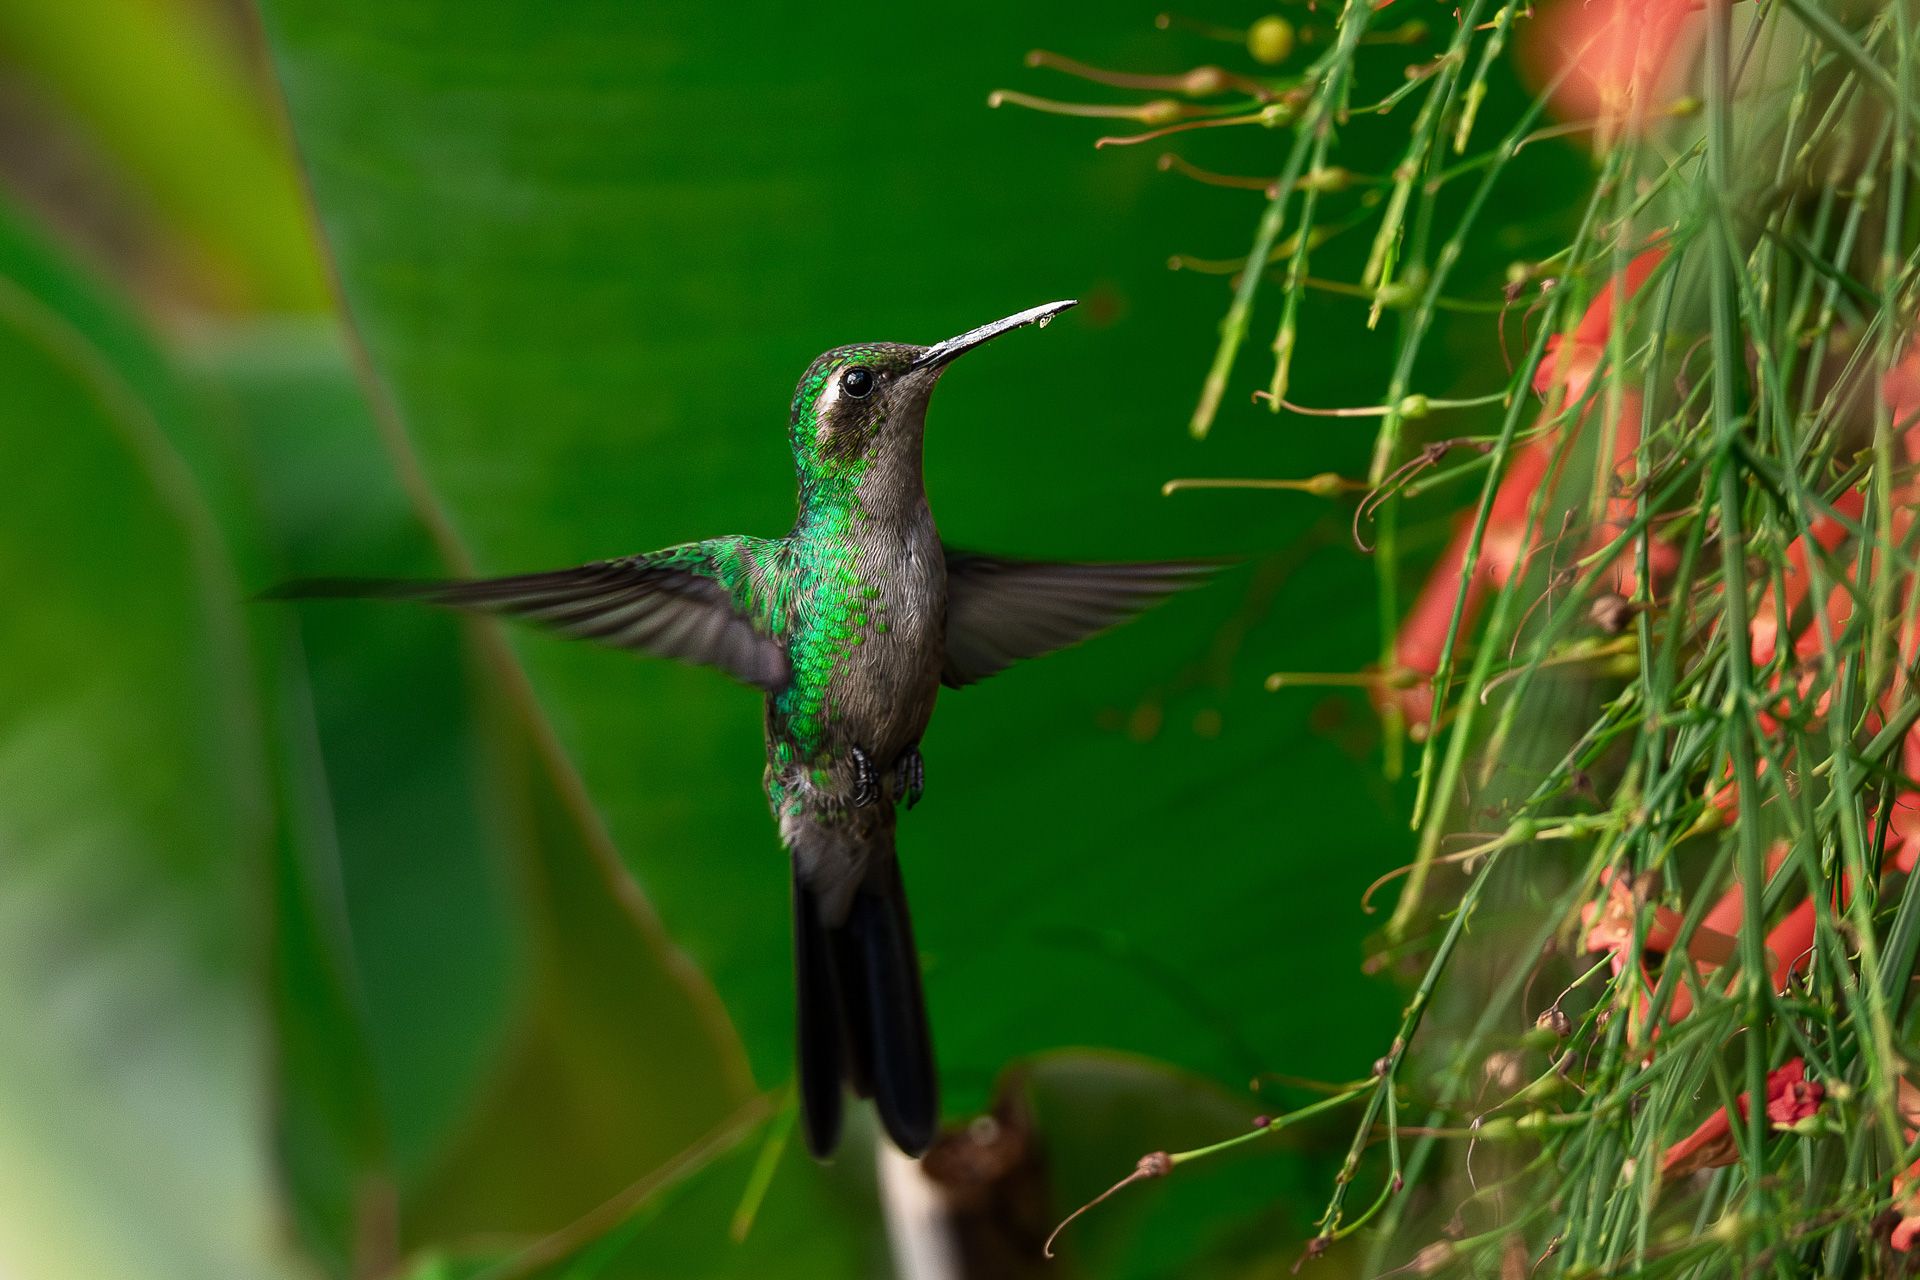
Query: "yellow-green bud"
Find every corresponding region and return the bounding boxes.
[1474,1116,1521,1142]
[1248,15,1296,64]
[1299,166,1351,193]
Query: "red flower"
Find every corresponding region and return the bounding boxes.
[1383,438,1554,728]
[1534,249,1668,404]
[1699,842,1790,939]
[1888,1079,1920,1250]
[1580,869,1681,961]
[1581,843,1810,1042]
[1518,0,1712,144]
[1659,1059,1823,1179]
[1750,490,1866,668]
[1382,250,1669,730]
[1894,1183,1920,1252]
[1884,335,1920,464]
[1885,720,1920,874]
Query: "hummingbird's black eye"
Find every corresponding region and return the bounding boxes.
[841,366,875,399]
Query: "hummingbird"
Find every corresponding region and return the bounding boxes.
[273,300,1210,1159]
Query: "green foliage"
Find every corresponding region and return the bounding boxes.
[0,0,324,309]
[991,0,1920,1274]
[0,1,1490,1276]
[0,200,302,1280]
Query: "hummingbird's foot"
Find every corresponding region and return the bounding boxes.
[894,746,924,810]
[848,746,879,808]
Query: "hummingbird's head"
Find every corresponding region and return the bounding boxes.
[786,301,1077,506]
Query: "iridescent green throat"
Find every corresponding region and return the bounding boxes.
[773,354,886,771]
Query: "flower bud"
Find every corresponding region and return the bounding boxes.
[1248,16,1296,64]
[1181,66,1230,96]
[1590,593,1633,634]
[1300,166,1352,193]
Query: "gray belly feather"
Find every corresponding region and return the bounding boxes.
[838,525,944,760]
[763,512,945,821]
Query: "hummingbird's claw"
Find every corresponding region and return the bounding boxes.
[849,745,879,808]
[895,746,924,810]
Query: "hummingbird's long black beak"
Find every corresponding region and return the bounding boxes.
[911,299,1078,371]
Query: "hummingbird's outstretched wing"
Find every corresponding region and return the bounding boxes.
[268,537,790,691]
[940,552,1216,688]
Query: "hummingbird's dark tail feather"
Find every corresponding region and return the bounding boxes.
[844,856,938,1154]
[793,856,936,1160]
[793,873,846,1157]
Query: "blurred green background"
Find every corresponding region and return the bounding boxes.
[0,1,1578,1275]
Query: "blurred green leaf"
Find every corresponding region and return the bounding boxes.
[198,324,760,1260]
[0,0,326,309]
[0,216,302,1278]
[0,183,761,1273]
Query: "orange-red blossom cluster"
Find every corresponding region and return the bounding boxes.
[1382,246,1673,729]
[1518,0,1751,146]
[1404,0,1917,1237]
[1564,323,1920,1222]
[1378,245,1920,1224]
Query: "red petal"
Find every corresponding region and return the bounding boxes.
[1660,1059,1820,1179]
[1660,1106,1735,1177]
